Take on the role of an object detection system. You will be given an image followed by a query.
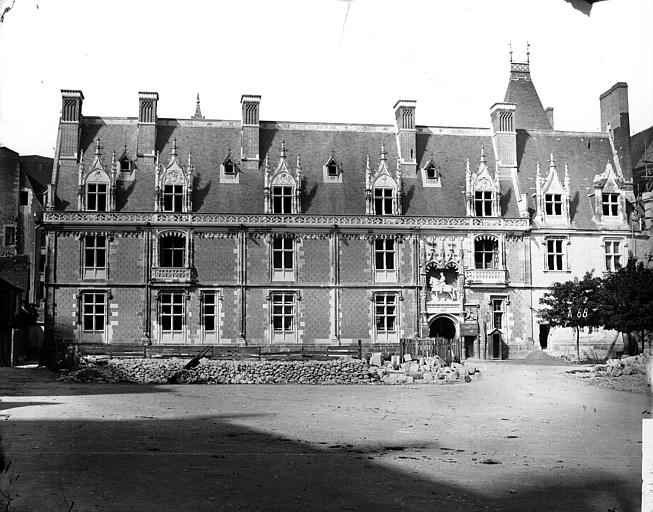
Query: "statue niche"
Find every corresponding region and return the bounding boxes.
[427,266,459,302]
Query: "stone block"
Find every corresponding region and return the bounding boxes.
[369,352,383,367]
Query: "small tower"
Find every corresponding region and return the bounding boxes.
[192,93,204,119]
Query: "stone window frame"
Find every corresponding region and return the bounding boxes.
[473,235,500,270]
[602,237,625,273]
[78,289,110,334]
[269,290,299,344]
[489,295,508,332]
[158,290,187,334]
[373,187,395,215]
[271,184,294,214]
[81,234,108,281]
[85,182,109,212]
[200,289,222,340]
[420,160,442,188]
[322,155,343,184]
[270,236,296,282]
[372,238,398,283]
[601,193,620,217]
[543,236,570,272]
[156,230,190,269]
[474,190,494,217]
[373,291,400,343]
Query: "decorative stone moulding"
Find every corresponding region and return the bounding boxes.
[150,267,196,283]
[464,269,508,286]
[44,212,530,230]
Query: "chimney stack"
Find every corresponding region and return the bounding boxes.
[393,100,417,177]
[137,91,158,159]
[600,83,632,176]
[60,90,84,158]
[240,94,261,170]
[490,102,517,168]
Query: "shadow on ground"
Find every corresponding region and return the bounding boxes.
[0,413,635,512]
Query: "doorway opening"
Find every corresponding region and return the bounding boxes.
[429,316,456,339]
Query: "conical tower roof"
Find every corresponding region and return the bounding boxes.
[503,48,552,130]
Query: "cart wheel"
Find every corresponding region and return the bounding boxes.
[176,369,193,384]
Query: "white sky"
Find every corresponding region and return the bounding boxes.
[0,0,651,157]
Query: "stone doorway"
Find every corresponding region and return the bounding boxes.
[428,315,457,339]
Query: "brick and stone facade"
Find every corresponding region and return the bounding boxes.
[42,56,649,358]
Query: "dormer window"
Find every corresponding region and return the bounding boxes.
[426,163,438,180]
[220,151,239,184]
[322,154,343,183]
[155,139,194,213]
[272,186,293,214]
[162,185,184,212]
[602,193,619,216]
[465,147,500,218]
[264,142,302,214]
[224,161,235,175]
[474,191,493,217]
[119,156,131,173]
[86,183,108,212]
[374,188,394,215]
[545,194,563,216]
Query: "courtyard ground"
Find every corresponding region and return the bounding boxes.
[0,360,650,512]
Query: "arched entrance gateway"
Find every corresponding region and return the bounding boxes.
[428,315,457,339]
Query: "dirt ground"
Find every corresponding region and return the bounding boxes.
[0,361,650,512]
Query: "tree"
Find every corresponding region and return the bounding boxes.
[538,272,603,361]
[599,258,653,355]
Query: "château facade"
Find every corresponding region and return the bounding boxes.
[42,55,648,358]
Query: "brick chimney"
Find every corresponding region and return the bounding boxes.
[240,94,261,170]
[393,100,417,177]
[60,90,84,158]
[600,83,632,177]
[137,91,158,159]
[490,102,517,168]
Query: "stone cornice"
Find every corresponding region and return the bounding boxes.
[43,211,530,230]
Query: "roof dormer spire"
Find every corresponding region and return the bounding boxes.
[95,138,101,156]
[526,41,530,64]
[192,93,204,119]
[380,142,387,162]
[171,138,178,157]
[509,41,513,64]
[480,145,486,165]
[280,140,287,159]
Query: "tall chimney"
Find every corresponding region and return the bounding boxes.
[60,90,84,158]
[240,94,261,170]
[393,100,417,177]
[545,107,554,129]
[490,102,517,168]
[600,83,632,177]
[137,91,158,159]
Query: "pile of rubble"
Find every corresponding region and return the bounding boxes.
[57,353,479,385]
[367,353,478,384]
[567,354,651,393]
[590,354,650,378]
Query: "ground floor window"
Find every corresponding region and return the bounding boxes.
[271,292,296,343]
[82,292,106,332]
[375,293,398,342]
[491,297,505,330]
[160,292,185,332]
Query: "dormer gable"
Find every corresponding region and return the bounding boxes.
[465,146,500,217]
[420,158,441,188]
[533,153,571,226]
[78,138,116,211]
[264,141,302,214]
[154,138,194,212]
[590,160,628,227]
[323,152,343,183]
[365,143,402,215]
[220,148,240,184]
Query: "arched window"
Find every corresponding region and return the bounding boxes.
[474,236,499,269]
[159,233,186,268]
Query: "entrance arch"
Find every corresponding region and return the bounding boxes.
[428,315,457,339]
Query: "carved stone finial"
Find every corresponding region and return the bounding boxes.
[95,138,101,156]
[564,163,570,190]
[380,142,387,161]
[296,153,301,169]
[549,153,555,168]
[172,138,178,157]
[526,41,530,64]
[265,153,269,168]
[480,145,486,164]
[111,150,116,165]
[280,140,286,159]
[509,41,513,63]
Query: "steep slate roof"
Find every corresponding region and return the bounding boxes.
[504,62,553,131]
[62,119,504,218]
[515,130,616,229]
